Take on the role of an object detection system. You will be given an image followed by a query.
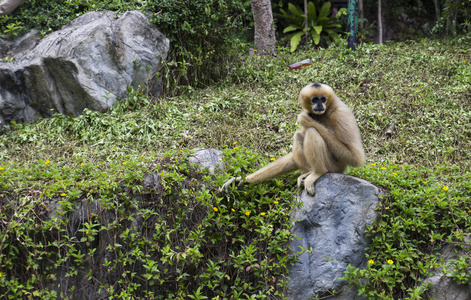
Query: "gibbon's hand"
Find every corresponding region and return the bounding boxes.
[297,111,319,128]
[220,177,244,193]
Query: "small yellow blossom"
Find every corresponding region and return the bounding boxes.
[141,154,145,157]
[223,144,228,147]
[245,211,250,216]
[442,186,449,191]
[131,122,134,125]
[60,193,67,197]
[231,208,235,212]
[260,212,266,216]
[274,201,279,204]
[45,160,50,164]
[0,272,2,278]
[423,182,427,185]
[392,173,397,176]
[213,207,218,212]
[233,147,239,150]
[50,108,54,111]
[86,231,89,235]
[233,141,237,145]
[381,167,386,170]
[371,163,376,166]
[0,167,3,170]
[270,158,275,161]
[368,259,374,264]
[112,146,116,149]
[122,162,127,165]
[80,162,84,166]
[387,259,394,264]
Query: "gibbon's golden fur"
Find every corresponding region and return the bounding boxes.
[221,83,365,195]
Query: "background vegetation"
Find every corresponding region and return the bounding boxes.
[1,0,471,299]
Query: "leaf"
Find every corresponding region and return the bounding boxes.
[336,7,347,18]
[307,1,317,21]
[288,3,304,18]
[325,29,340,41]
[290,31,304,52]
[314,25,323,35]
[283,25,300,33]
[311,31,321,45]
[319,2,331,19]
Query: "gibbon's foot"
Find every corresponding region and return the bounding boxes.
[303,172,322,196]
[297,172,311,188]
[220,177,243,193]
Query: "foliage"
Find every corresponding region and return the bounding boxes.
[0,0,248,91]
[432,0,471,36]
[0,38,471,298]
[280,1,347,52]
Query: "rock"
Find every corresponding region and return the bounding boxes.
[0,10,169,125]
[189,148,225,174]
[424,243,471,300]
[288,173,382,300]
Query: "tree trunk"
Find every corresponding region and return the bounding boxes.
[250,0,276,55]
[432,0,440,22]
[378,0,383,43]
[304,0,308,50]
[0,0,25,15]
[347,0,358,50]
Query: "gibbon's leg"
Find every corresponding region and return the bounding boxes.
[302,127,343,195]
[244,152,298,183]
[220,153,298,192]
[292,131,312,187]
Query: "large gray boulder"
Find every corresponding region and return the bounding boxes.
[0,10,169,126]
[288,173,382,300]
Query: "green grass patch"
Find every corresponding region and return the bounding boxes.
[0,37,471,298]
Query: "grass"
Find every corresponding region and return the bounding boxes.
[0,36,471,299]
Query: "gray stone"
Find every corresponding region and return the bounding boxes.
[288,173,382,300]
[425,243,471,300]
[189,148,225,174]
[0,10,169,125]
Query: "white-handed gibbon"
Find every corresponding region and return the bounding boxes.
[221,83,365,195]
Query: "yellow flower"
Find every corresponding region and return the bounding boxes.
[442,186,449,191]
[50,108,54,111]
[231,208,235,212]
[112,146,116,149]
[141,154,145,158]
[274,201,279,204]
[233,141,237,145]
[131,122,134,125]
[245,211,250,216]
[122,162,127,165]
[80,162,84,166]
[45,160,50,164]
[368,259,374,264]
[0,272,2,277]
[387,259,394,264]
[213,207,218,212]
[270,158,275,161]
[381,167,386,170]
[86,231,89,235]
[423,182,427,185]
[0,167,3,170]
[60,193,67,197]
[392,173,397,176]
[223,145,228,147]
[260,212,266,216]
[371,163,376,166]
[233,147,239,150]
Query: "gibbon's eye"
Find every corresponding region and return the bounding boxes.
[320,96,327,103]
[311,96,319,103]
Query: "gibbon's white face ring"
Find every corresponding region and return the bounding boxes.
[311,108,325,115]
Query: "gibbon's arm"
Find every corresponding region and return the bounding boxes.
[297,111,364,167]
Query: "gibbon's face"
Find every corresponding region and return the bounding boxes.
[299,83,333,115]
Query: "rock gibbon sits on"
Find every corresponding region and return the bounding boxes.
[221,83,365,195]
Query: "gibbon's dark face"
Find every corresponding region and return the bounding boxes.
[310,95,327,115]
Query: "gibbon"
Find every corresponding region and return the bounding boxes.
[221,83,365,195]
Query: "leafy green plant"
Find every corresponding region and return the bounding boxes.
[280,1,346,52]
